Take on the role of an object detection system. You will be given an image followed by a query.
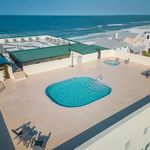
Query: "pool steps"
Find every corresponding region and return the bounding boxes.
[87,80,107,92]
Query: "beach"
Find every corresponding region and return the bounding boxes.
[70,25,150,43]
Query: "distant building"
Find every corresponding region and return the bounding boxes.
[144,31,150,52]
[114,33,119,39]
[123,31,150,53]
[94,37,132,53]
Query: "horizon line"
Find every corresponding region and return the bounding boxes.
[0,14,150,16]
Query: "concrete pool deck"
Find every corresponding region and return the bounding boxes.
[0,57,150,150]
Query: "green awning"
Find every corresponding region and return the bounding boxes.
[9,45,71,63]
[69,43,109,55]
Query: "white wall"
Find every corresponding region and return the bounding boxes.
[0,65,14,81]
[76,104,150,150]
[71,51,82,66]
[23,58,71,75]
[114,50,150,66]
[101,50,115,58]
[72,50,115,65]
[7,65,15,80]
[82,52,98,63]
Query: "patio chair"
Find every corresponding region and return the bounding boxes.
[13,39,18,43]
[145,70,150,78]
[36,37,40,42]
[12,129,24,138]
[22,129,38,147]
[45,37,50,42]
[33,132,51,150]
[21,38,26,43]
[4,39,10,44]
[12,122,31,140]
[29,37,34,42]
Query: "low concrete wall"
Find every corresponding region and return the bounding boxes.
[23,58,71,75]
[114,51,150,66]
[71,51,97,65]
[72,50,115,65]
[7,65,15,80]
[101,50,115,58]
[82,53,98,63]
[0,65,14,81]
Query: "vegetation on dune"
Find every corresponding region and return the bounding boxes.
[142,51,150,57]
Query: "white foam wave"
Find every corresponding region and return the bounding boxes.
[97,25,103,29]
[74,27,96,31]
[69,29,119,41]
[132,21,150,24]
[69,32,104,40]
[69,24,150,41]
[127,25,150,34]
[0,33,18,39]
[107,24,124,27]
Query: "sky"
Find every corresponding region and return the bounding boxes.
[0,0,150,15]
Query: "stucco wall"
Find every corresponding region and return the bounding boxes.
[0,65,14,81]
[114,50,150,66]
[71,51,98,65]
[72,50,115,66]
[76,104,150,150]
[23,58,71,75]
[101,50,115,58]
[7,65,15,80]
[82,52,98,63]
[71,51,82,66]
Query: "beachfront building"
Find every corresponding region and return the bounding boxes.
[145,31,150,52]
[124,34,145,47]
[1,34,150,150]
[0,35,75,52]
[82,35,144,54]
[123,31,150,54]
[113,31,137,42]
[5,34,150,79]
[9,42,108,75]
[1,44,150,150]
[90,37,132,53]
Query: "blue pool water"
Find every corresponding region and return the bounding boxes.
[45,77,111,107]
[103,60,120,66]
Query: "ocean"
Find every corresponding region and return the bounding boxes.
[0,15,150,40]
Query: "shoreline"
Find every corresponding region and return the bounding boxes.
[69,24,150,42]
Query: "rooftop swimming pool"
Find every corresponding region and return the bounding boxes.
[45,77,111,107]
[103,60,120,66]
